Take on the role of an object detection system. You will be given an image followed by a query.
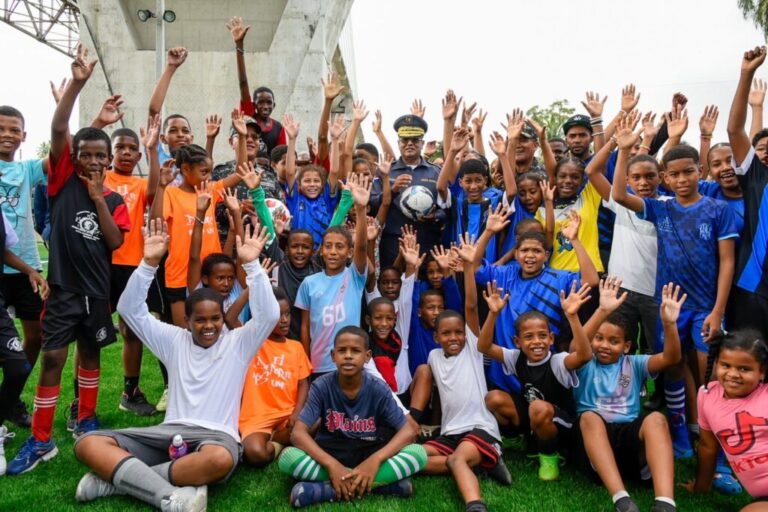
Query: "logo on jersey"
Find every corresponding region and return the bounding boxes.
[717,411,768,456]
[0,184,21,226]
[72,211,101,241]
[325,410,376,434]
[115,184,137,208]
[618,373,631,388]
[95,327,107,343]
[523,383,546,403]
[657,216,673,233]
[556,231,574,253]
[6,336,22,353]
[699,223,712,241]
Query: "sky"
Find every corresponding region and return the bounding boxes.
[1,0,766,159]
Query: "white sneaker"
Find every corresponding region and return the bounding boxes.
[0,425,16,476]
[160,485,207,512]
[155,388,169,412]
[75,472,122,502]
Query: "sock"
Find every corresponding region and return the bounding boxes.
[655,497,676,506]
[77,367,100,422]
[716,449,732,474]
[151,461,173,483]
[372,444,427,486]
[408,407,423,423]
[278,447,329,481]
[73,378,79,399]
[159,362,169,387]
[0,359,31,423]
[112,457,178,508]
[123,376,139,397]
[664,378,689,444]
[31,384,60,442]
[534,434,558,455]
[612,490,629,504]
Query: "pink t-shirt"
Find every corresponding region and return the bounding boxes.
[697,382,768,498]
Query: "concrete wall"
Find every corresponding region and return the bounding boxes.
[77,0,356,171]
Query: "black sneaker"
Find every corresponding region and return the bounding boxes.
[651,500,677,512]
[119,390,156,417]
[465,501,488,512]
[8,401,32,428]
[614,496,640,512]
[66,399,78,432]
[482,458,512,486]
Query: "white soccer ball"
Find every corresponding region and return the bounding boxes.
[398,185,435,220]
[265,198,291,231]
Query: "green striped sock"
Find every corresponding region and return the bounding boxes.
[277,447,329,482]
[373,444,428,486]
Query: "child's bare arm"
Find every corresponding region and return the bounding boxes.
[477,281,508,361]
[583,276,628,341]
[328,115,344,194]
[148,47,188,117]
[471,109,487,156]
[584,131,618,202]
[220,110,248,190]
[436,128,469,201]
[648,283,685,374]
[441,90,460,156]
[582,91,607,152]
[702,238,735,343]
[204,114,221,163]
[349,174,371,274]
[141,114,162,204]
[187,184,212,293]
[540,181,555,250]
[749,78,767,140]
[489,130,516,200]
[457,234,480,336]
[682,428,718,494]
[560,281,593,370]
[729,46,766,164]
[698,106,718,179]
[372,110,396,161]
[300,309,311,357]
[283,114,300,192]
[317,70,345,164]
[560,211,598,287]
[227,17,252,105]
[289,378,310,432]
[224,288,248,329]
[375,155,393,227]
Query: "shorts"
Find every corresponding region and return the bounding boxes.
[110,264,166,315]
[577,414,647,481]
[240,414,290,439]
[0,272,44,321]
[0,291,24,361]
[508,391,575,447]
[41,287,117,352]
[165,286,187,305]
[424,428,502,469]
[655,308,709,354]
[76,422,242,483]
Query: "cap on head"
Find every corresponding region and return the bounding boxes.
[562,114,593,135]
[230,115,262,138]
[393,115,428,138]
[520,122,537,140]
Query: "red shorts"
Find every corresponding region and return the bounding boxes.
[424,428,502,469]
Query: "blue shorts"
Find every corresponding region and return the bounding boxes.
[655,309,709,354]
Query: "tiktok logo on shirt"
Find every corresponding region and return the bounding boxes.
[717,411,768,474]
[72,211,101,241]
[325,409,376,434]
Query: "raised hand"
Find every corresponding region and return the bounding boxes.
[329,113,346,140]
[282,113,300,141]
[306,136,317,160]
[231,108,247,136]
[560,280,592,316]
[641,112,659,143]
[159,159,177,187]
[615,110,641,149]
[528,118,546,140]
[621,84,641,112]
[666,104,689,140]
[227,16,250,44]
[50,78,71,104]
[93,94,125,128]
[672,92,688,112]
[221,187,241,213]
[489,131,507,156]
[237,161,261,189]
[166,47,188,69]
[450,127,470,153]
[365,216,380,242]
[236,225,271,264]
[399,224,417,249]
[194,181,212,213]
[372,110,383,133]
[597,276,629,313]
[699,105,719,137]
[540,180,556,202]
[71,43,98,83]
[483,280,510,314]
[505,109,525,140]
[429,245,454,272]
[741,46,767,73]
[581,91,607,118]
[399,235,423,269]
[352,100,369,123]
[347,172,371,207]
[205,114,222,138]
[749,78,767,107]
[442,89,460,120]
[321,69,345,100]
[456,232,478,262]
[660,282,687,325]
[424,140,438,158]
[82,169,105,202]
[471,109,487,132]
[461,101,477,128]
[140,114,162,149]
[486,203,512,234]
[410,98,426,118]
[561,210,581,241]
[261,256,279,276]
[143,218,170,266]
[378,153,393,176]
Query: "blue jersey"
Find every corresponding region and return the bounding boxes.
[574,354,651,423]
[698,180,745,239]
[735,149,768,297]
[0,159,47,273]
[295,264,367,373]
[641,196,739,312]
[285,182,340,249]
[475,260,580,393]
[408,278,462,374]
[447,183,503,261]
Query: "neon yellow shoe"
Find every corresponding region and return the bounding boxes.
[537,453,562,481]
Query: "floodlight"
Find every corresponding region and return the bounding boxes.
[163,10,176,23]
[137,9,154,22]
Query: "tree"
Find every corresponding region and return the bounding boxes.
[36,141,50,159]
[738,0,768,39]
[526,100,575,139]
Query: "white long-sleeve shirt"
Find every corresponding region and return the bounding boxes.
[117,259,280,442]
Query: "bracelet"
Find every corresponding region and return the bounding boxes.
[590,117,603,125]
[610,135,618,144]
[236,47,245,54]
[700,134,712,139]
[195,216,205,225]
[639,144,651,152]
[593,131,605,137]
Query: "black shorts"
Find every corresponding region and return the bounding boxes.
[41,287,117,352]
[424,428,502,469]
[110,264,165,315]
[577,414,646,481]
[0,291,25,361]
[165,286,187,305]
[508,391,575,448]
[0,272,43,321]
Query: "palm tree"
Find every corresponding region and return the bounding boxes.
[738,0,768,39]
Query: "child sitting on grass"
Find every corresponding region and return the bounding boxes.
[277,326,427,508]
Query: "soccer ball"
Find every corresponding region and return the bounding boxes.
[265,198,291,231]
[398,185,435,220]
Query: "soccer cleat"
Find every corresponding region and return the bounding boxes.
[650,500,677,512]
[712,471,743,495]
[155,388,169,412]
[0,425,16,475]
[672,440,694,460]
[8,400,32,428]
[72,416,101,439]
[537,453,563,481]
[160,485,207,512]
[119,390,157,417]
[66,399,79,432]
[6,436,58,475]
[465,501,489,512]
[289,481,337,508]
[614,496,640,512]
[372,478,413,498]
[75,472,123,502]
[482,458,512,486]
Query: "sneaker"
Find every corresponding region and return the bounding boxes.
[372,478,412,498]
[6,436,58,475]
[75,472,123,502]
[650,500,677,512]
[503,434,527,452]
[160,485,207,512]
[465,501,488,512]
[8,401,32,428]
[417,424,440,443]
[537,453,563,481]
[72,416,100,439]
[119,390,156,416]
[289,481,337,508]
[0,425,16,475]
[482,458,512,486]
[614,496,640,512]
[712,471,743,495]
[66,399,79,432]
[156,388,169,413]
[672,440,694,460]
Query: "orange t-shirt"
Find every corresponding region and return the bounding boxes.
[163,181,225,288]
[105,172,147,266]
[239,338,312,427]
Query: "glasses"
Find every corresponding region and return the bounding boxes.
[399,137,423,146]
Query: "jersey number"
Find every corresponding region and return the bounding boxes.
[322,304,346,326]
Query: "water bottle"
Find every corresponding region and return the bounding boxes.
[168,434,189,460]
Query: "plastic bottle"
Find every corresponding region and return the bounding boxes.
[168,434,189,460]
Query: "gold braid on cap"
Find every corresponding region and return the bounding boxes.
[397,126,425,138]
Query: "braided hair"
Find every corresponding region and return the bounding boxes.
[172,144,209,167]
[704,330,768,390]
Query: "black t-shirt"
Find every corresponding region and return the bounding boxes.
[513,351,576,416]
[735,148,768,298]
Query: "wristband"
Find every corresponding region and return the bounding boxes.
[195,216,205,225]
[590,117,603,126]
[236,47,245,54]
[639,144,651,152]
[700,134,712,139]
[592,131,605,137]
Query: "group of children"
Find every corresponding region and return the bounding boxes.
[0,17,766,512]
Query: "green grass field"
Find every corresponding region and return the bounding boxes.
[0,245,751,511]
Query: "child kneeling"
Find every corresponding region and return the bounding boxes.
[278,326,426,508]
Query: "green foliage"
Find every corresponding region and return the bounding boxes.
[36,141,50,159]
[526,100,575,139]
[738,0,768,39]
